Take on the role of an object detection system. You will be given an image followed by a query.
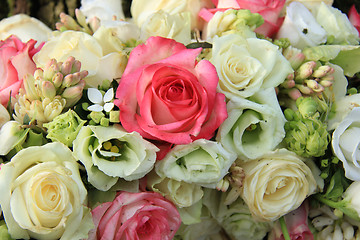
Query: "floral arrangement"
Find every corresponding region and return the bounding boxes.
[0,0,360,239]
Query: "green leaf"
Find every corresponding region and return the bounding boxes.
[323,170,344,200]
[186,42,212,49]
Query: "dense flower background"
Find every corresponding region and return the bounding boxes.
[1,0,360,240]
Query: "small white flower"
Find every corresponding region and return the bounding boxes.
[87,88,114,112]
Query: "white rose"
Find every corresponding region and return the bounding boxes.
[73,125,159,191]
[131,0,214,29]
[0,14,51,44]
[216,88,285,160]
[211,33,292,99]
[156,139,237,188]
[140,10,191,44]
[0,142,93,240]
[276,2,327,49]
[33,31,127,87]
[80,0,125,22]
[332,107,360,181]
[240,149,319,221]
[315,2,359,45]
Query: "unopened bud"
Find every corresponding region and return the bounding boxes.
[52,72,64,88]
[296,84,314,95]
[23,74,40,101]
[319,80,333,88]
[283,46,306,70]
[216,178,230,192]
[42,81,56,99]
[312,65,333,78]
[61,80,85,107]
[288,88,302,100]
[61,56,76,75]
[295,61,316,81]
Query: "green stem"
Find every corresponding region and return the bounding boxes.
[314,194,360,221]
[279,216,291,240]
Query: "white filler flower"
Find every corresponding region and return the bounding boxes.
[87,88,114,112]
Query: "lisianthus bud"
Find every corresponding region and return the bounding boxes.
[284,107,330,158]
[43,110,86,147]
[296,97,319,118]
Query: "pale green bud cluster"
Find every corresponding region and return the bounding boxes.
[55,9,100,35]
[284,97,330,158]
[280,60,335,101]
[13,57,88,125]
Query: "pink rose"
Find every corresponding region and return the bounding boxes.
[200,0,285,37]
[89,191,181,240]
[349,5,360,35]
[268,201,314,240]
[0,35,43,106]
[115,36,227,145]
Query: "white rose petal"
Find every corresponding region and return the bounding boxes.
[0,14,51,44]
[332,108,360,181]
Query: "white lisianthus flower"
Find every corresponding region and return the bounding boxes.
[131,0,213,29]
[0,14,51,44]
[332,108,360,181]
[240,149,319,221]
[276,2,327,49]
[80,0,125,22]
[140,10,191,45]
[315,2,359,45]
[211,33,292,99]
[73,125,159,191]
[203,189,271,240]
[327,94,360,130]
[216,88,285,161]
[0,121,28,155]
[0,142,93,240]
[156,139,237,188]
[283,0,333,13]
[0,104,10,128]
[147,170,203,208]
[33,31,127,88]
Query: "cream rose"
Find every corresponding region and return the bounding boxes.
[0,14,51,44]
[0,142,93,240]
[211,33,293,99]
[140,10,191,44]
[33,31,127,88]
[240,149,318,221]
[131,0,214,29]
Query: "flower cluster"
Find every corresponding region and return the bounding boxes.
[0,0,360,239]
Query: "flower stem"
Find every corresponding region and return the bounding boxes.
[279,216,291,240]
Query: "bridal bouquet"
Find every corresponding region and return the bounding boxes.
[0,0,360,239]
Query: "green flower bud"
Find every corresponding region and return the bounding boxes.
[295,61,316,81]
[109,110,120,123]
[41,81,56,99]
[43,109,86,147]
[282,46,306,70]
[235,9,264,30]
[296,97,318,118]
[284,115,330,157]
